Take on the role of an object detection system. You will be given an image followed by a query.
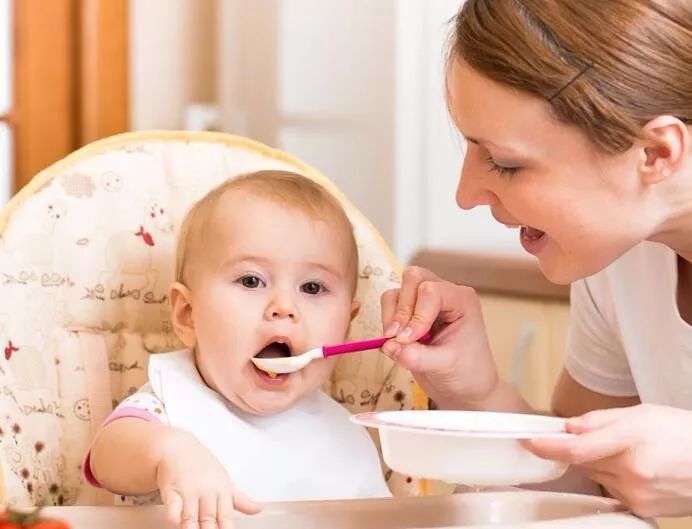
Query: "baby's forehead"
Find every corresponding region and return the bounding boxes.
[201,190,346,247]
[209,189,346,233]
[181,184,358,290]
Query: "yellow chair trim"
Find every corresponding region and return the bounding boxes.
[0,130,400,279]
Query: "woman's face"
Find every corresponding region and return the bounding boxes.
[447,59,662,284]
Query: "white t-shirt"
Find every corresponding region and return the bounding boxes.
[565,241,692,408]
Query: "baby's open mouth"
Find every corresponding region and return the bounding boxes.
[255,341,292,359]
[253,342,292,379]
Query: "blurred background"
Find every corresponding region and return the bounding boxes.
[0,0,526,264]
[2,11,689,527]
[0,1,576,415]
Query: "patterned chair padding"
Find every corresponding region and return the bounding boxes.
[0,131,441,507]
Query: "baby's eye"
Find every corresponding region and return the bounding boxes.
[238,275,265,289]
[301,281,325,295]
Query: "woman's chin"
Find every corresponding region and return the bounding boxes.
[536,255,579,285]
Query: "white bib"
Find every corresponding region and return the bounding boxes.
[148,349,391,502]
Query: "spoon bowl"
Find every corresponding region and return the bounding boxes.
[251,332,432,375]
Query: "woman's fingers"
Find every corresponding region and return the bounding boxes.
[526,421,632,465]
[382,267,442,335]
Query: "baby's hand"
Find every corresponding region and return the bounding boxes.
[156,429,261,529]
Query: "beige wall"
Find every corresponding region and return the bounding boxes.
[217,0,397,244]
[130,0,397,244]
[130,0,398,243]
[129,0,216,130]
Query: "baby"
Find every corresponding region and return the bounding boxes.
[85,170,390,528]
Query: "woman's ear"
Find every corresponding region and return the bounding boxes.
[638,116,689,185]
[169,282,197,348]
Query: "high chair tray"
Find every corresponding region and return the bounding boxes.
[41,491,653,528]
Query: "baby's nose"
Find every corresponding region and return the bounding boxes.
[264,294,299,322]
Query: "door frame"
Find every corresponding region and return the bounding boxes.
[12,0,128,192]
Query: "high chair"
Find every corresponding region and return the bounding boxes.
[0,131,443,507]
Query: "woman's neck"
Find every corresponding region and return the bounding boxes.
[650,154,692,262]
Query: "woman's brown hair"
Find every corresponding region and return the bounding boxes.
[449,0,692,152]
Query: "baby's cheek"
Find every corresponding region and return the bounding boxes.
[306,357,337,387]
[198,353,244,392]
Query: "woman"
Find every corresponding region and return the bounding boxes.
[382,0,692,518]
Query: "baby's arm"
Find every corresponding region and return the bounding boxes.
[86,387,260,528]
[88,416,190,494]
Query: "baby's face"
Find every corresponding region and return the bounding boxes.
[183,192,357,415]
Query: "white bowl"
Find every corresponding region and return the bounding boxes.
[351,410,571,486]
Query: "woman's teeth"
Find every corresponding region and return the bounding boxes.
[505,223,545,240]
[522,226,546,240]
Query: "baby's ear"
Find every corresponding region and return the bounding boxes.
[350,301,361,322]
[169,282,197,348]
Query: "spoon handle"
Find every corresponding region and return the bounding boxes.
[322,331,432,358]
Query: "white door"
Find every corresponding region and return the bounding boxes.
[217,0,397,245]
[394,0,526,263]
[216,0,527,263]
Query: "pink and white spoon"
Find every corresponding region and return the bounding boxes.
[251,331,432,374]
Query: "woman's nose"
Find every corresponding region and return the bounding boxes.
[456,158,499,210]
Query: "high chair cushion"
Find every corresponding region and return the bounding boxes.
[0,131,431,507]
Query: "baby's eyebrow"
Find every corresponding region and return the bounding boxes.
[305,261,343,279]
[221,255,271,269]
[224,254,271,266]
[221,255,344,280]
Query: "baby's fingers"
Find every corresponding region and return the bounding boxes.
[161,488,184,526]
[180,495,200,529]
[217,495,236,529]
[199,494,218,529]
[232,488,261,515]
[215,487,260,529]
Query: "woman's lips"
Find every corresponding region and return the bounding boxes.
[519,225,547,255]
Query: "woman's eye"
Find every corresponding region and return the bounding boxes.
[485,156,521,178]
[239,275,265,289]
[301,281,324,295]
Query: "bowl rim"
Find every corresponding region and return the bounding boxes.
[351,410,574,439]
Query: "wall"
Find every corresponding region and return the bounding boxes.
[217,0,397,245]
[129,0,216,131]
[394,0,526,263]
[129,0,527,263]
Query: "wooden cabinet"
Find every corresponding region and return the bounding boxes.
[11,0,128,192]
[658,518,692,528]
[478,294,569,411]
[411,249,570,411]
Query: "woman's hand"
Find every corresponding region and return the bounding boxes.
[156,429,261,529]
[380,266,501,409]
[527,404,692,517]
